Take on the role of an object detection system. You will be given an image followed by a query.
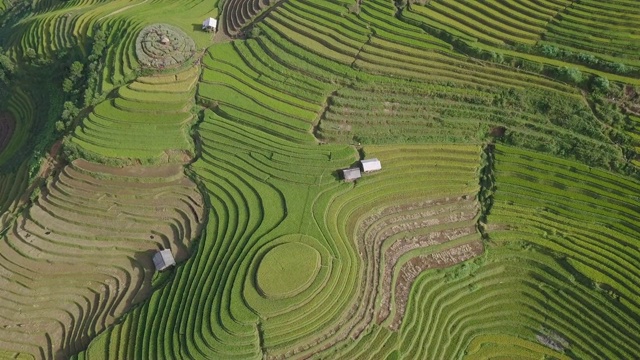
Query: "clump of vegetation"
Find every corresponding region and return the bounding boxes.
[0,48,16,105]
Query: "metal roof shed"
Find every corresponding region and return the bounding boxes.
[341,168,362,181]
[153,249,176,271]
[360,158,382,172]
[202,17,217,31]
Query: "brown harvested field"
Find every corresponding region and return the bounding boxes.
[390,240,484,331]
[377,224,478,325]
[348,195,482,336]
[0,113,15,154]
[0,160,205,359]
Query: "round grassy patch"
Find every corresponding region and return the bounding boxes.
[256,242,320,299]
[136,23,195,69]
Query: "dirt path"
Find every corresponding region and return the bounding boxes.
[73,158,183,178]
[17,140,63,206]
[96,0,150,22]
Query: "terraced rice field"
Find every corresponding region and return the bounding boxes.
[485,145,640,359]
[544,0,640,63]
[0,112,15,154]
[317,81,611,159]
[221,0,278,36]
[70,66,199,163]
[405,0,640,83]
[0,159,204,359]
[76,130,484,359]
[0,161,28,228]
[0,88,35,165]
[1,0,640,358]
[0,0,215,91]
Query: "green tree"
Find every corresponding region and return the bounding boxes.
[608,62,627,74]
[25,47,37,59]
[248,26,262,39]
[55,120,66,132]
[69,61,84,79]
[540,44,560,58]
[62,78,74,93]
[577,53,598,66]
[61,101,79,121]
[0,48,15,80]
[556,66,583,84]
[591,76,610,93]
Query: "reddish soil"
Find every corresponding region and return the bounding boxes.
[490,126,506,138]
[624,85,637,99]
[0,112,16,154]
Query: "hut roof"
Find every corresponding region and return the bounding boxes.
[203,17,217,29]
[342,168,361,181]
[360,158,382,172]
[153,249,176,271]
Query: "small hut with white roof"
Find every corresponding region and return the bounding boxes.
[360,158,382,173]
[153,249,176,271]
[202,17,217,32]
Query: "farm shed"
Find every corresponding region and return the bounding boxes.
[341,168,361,181]
[153,249,176,271]
[360,158,382,172]
[202,17,217,31]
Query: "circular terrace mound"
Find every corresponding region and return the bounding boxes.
[136,23,195,69]
[256,242,320,299]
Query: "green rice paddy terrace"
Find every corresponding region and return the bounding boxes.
[0,0,639,359]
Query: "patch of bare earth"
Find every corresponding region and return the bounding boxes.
[620,85,640,116]
[347,195,482,337]
[0,160,205,359]
[390,240,484,331]
[377,224,478,326]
